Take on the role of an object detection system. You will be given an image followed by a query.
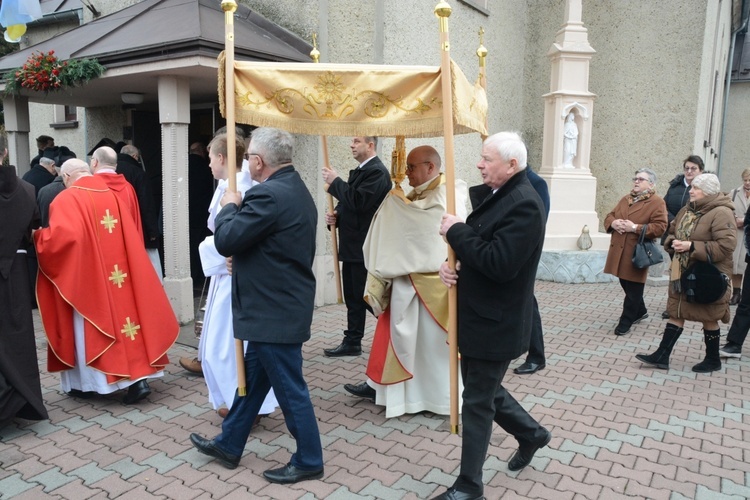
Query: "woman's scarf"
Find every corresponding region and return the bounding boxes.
[669,204,702,293]
[627,188,653,206]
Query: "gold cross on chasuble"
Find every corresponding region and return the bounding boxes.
[121,317,141,340]
[100,209,118,233]
[109,264,128,288]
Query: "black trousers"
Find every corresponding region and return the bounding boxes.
[728,269,750,346]
[453,356,547,495]
[342,261,371,345]
[524,295,545,364]
[619,278,646,326]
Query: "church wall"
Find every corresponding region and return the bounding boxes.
[521,0,722,230]
[721,82,750,189]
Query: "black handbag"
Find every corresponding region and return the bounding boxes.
[681,253,730,304]
[632,224,664,269]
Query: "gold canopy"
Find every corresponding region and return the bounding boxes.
[218,52,487,138]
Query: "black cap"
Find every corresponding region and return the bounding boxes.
[88,138,117,156]
[43,146,76,165]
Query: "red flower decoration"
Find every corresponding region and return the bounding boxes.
[16,51,64,92]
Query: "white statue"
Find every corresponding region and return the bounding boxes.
[562,112,578,167]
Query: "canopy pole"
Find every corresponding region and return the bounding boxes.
[222,0,246,397]
[435,0,459,435]
[477,27,488,141]
[311,34,343,304]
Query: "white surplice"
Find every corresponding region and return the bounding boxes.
[61,312,163,394]
[197,171,278,413]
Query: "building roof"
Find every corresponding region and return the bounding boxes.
[0,0,313,107]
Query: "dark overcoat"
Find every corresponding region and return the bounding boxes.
[445,172,545,361]
[214,166,317,343]
[327,156,391,262]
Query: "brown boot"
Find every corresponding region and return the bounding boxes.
[179,357,203,375]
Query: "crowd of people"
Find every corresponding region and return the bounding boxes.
[3,125,749,499]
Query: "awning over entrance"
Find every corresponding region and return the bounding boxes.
[0,0,313,108]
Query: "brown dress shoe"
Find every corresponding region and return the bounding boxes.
[179,357,203,375]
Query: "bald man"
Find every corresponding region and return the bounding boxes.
[35,159,179,404]
[344,146,467,418]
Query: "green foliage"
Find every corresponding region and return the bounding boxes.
[60,58,106,87]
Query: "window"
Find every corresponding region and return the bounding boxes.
[50,104,78,129]
[459,0,489,16]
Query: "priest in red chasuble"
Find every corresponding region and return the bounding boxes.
[34,159,178,404]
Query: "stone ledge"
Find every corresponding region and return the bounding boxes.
[537,250,615,283]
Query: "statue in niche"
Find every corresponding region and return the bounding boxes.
[562,112,578,167]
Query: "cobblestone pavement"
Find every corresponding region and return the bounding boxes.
[2,280,750,499]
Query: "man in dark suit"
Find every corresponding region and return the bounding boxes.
[321,136,392,357]
[513,166,550,375]
[117,145,162,277]
[434,132,551,500]
[189,128,323,484]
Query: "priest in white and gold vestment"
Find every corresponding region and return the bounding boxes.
[343,145,467,418]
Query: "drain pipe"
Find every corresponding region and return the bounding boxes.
[717,0,750,175]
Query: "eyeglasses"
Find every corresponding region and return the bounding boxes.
[406,161,430,171]
[632,177,650,183]
[246,153,261,163]
[684,166,700,172]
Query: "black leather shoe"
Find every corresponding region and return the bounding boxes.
[508,429,552,471]
[262,463,324,484]
[190,433,241,469]
[344,382,376,401]
[324,342,362,357]
[661,310,670,319]
[431,487,485,500]
[514,361,546,375]
[123,380,151,404]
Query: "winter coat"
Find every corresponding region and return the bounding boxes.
[663,174,691,224]
[664,193,736,323]
[728,186,749,275]
[604,194,668,283]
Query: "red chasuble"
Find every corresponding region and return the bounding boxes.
[34,175,178,384]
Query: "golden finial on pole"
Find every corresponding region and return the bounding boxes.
[221,0,237,14]
[435,0,452,47]
[310,33,320,63]
[476,27,488,67]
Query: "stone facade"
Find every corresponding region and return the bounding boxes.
[13,0,742,302]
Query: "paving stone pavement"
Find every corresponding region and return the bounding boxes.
[2,280,750,499]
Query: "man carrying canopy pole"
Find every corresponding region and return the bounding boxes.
[435,131,551,500]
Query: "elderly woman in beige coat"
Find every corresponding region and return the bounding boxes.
[636,173,736,373]
[604,168,668,335]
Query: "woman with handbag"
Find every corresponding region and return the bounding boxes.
[636,173,736,373]
[604,168,668,335]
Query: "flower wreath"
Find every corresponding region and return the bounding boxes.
[3,50,105,95]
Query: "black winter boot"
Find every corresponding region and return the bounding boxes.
[692,329,722,373]
[635,323,683,369]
